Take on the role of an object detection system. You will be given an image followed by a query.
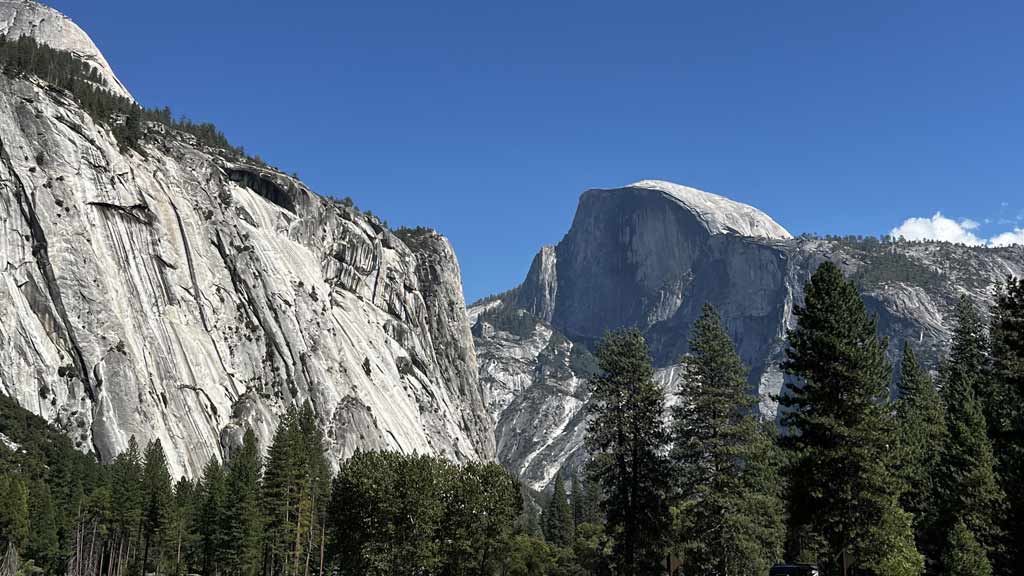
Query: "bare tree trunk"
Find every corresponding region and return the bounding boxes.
[87,521,97,576]
[175,522,183,576]
[304,493,315,576]
[318,524,325,576]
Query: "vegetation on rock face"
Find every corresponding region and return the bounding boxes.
[0,34,263,162]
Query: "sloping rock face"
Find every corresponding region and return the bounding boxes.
[0,71,493,479]
[0,0,132,100]
[474,181,1024,490]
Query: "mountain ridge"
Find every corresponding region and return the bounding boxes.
[0,3,493,478]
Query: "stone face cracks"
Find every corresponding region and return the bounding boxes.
[1,72,494,477]
[169,200,209,332]
[1,135,93,401]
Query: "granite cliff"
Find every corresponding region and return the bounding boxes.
[472,181,1024,490]
[0,2,492,478]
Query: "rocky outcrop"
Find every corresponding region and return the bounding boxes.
[475,180,1024,490]
[0,68,493,478]
[0,0,132,100]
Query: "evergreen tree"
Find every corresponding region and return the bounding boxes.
[895,343,947,566]
[671,304,785,575]
[108,436,143,576]
[262,405,330,576]
[780,262,921,573]
[261,407,300,576]
[225,429,264,576]
[936,297,1005,568]
[543,472,574,548]
[585,329,672,576]
[197,458,228,576]
[0,475,29,552]
[170,477,199,576]
[989,278,1024,574]
[24,480,59,570]
[572,473,603,527]
[140,439,174,574]
[296,404,331,576]
[942,521,992,576]
[571,475,585,529]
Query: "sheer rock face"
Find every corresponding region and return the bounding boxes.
[0,0,132,100]
[0,73,493,478]
[475,181,1024,490]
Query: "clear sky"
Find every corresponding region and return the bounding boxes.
[48,0,1024,302]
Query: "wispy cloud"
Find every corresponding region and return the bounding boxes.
[890,212,1024,246]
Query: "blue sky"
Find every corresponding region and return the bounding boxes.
[48,0,1024,302]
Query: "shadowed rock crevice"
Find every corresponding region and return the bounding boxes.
[472,181,1024,491]
[1,135,92,399]
[226,166,298,213]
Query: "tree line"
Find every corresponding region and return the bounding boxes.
[0,34,264,164]
[574,263,1024,576]
[2,263,1023,576]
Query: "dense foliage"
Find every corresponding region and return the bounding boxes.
[3,263,1024,575]
[780,262,922,574]
[671,304,786,574]
[585,329,673,575]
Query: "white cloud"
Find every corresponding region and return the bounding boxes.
[890,213,1024,246]
[889,213,984,245]
[988,228,1024,247]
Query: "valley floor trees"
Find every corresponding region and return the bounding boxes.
[671,304,786,574]
[3,264,1023,576]
[585,329,673,576]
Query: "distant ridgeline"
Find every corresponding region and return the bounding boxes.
[0,34,262,164]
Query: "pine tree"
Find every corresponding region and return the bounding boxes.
[989,278,1024,574]
[261,407,299,576]
[140,439,174,574]
[197,458,228,576]
[225,429,264,576]
[585,329,672,576]
[262,405,330,576]
[571,475,585,529]
[942,521,993,576]
[936,296,1005,567]
[895,343,947,565]
[170,477,199,576]
[542,472,574,548]
[108,436,143,576]
[0,475,29,552]
[24,480,59,570]
[296,403,331,576]
[671,303,785,575]
[780,262,921,573]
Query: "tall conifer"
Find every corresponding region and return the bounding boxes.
[989,278,1024,574]
[140,439,173,574]
[936,297,1005,570]
[225,429,264,576]
[671,304,785,574]
[780,262,921,573]
[895,343,947,567]
[585,329,672,576]
[542,472,574,548]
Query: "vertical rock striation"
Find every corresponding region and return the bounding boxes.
[0,67,493,478]
[474,180,1024,490]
